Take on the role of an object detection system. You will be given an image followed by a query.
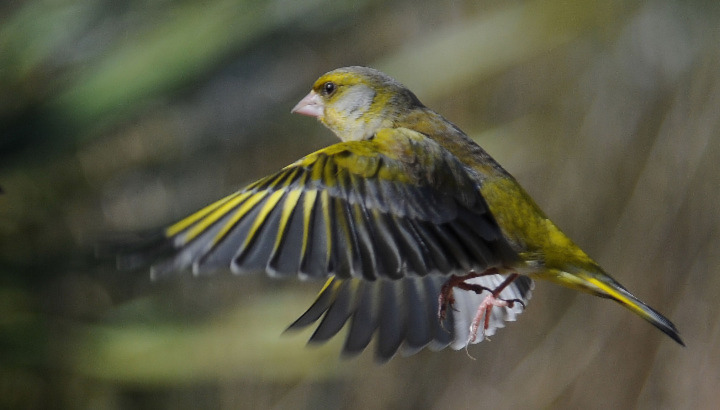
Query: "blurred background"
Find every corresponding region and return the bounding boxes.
[1,0,718,408]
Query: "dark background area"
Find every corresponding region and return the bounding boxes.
[1,0,718,408]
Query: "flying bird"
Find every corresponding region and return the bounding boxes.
[122,66,682,360]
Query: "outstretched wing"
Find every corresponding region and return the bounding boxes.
[129,127,518,280]
[288,274,534,361]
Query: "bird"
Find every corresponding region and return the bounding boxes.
[122,66,683,361]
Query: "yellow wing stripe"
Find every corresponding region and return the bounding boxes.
[242,190,285,249]
[300,190,318,262]
[311,155,326,181]
[279,167,300,188]
[189,190,262,244]
[264,168,295,190]
[320,190,332,267]
[206,191,258,246]
[181,192,252,242]
[318,276,336,294]
[166,192,242,237]
[272,189,303,255]
[333,197,354,271]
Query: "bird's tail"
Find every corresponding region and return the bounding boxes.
[576,271,684,346]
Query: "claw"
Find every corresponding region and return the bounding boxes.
[506,298,525,310]
[436,271,522,353]
[467,292,513,344]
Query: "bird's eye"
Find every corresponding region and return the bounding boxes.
[321,81,337,96]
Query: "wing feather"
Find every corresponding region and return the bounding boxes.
[131,127,518,281]
[368,209,404,279]
[376,280,405,360]
[287,274,534,359]
[266,189,304,274]
[308,279,354,342]
[342,281,378,355]
[400,278,432,355]
[390,218,429,277]
[298,190,330,278]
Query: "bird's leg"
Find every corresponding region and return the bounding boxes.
[438,270,495,322]
[438,272,482,323]
[437,270,525,341]
[466,273,522,344]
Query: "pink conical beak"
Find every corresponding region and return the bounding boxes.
[291,91,324,118]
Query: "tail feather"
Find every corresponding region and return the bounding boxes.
[580,273,684,346]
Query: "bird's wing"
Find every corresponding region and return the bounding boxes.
[130,127,518,280]
[287,274,534,361]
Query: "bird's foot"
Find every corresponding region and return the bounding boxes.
[437,271,523,357]
[437,270,500,329]
[464,273,523,344]
[465,293,516,345]
[438,272,493,329]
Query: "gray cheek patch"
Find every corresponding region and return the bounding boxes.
[336,85,376,120]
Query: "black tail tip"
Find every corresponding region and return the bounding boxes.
[664,327,685,347]
[649,311,684,346]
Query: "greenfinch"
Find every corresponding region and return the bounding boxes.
[126,66,682,360]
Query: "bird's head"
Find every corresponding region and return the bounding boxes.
[292,66,424,141]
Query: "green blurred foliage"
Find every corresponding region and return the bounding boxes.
[1,0,719,408]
